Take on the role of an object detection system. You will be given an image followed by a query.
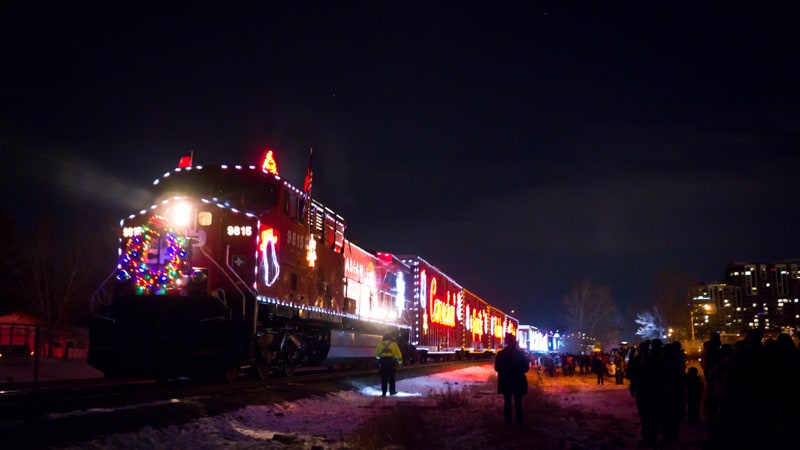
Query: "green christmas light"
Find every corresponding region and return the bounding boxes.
[119,215,189,295]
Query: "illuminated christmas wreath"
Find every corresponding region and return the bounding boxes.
[118,216,189,294]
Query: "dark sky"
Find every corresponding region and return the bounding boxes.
[3,3,799,332]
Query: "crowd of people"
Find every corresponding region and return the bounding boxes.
[385,330,800,448]
[525,331,799,449]
[625,339,689,446]
[626,331,799,448]
[698,330,799,449]
[532,350,626,386]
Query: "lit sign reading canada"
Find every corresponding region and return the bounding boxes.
[428,276,456,328]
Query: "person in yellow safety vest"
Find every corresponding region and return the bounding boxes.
[374,333,403,396]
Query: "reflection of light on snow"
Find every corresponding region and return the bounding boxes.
[354,366,492,398]
[358,385,423,398]
[229,420,278,439]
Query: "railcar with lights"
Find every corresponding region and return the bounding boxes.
[396,256,520,363]
[88,152,409,380]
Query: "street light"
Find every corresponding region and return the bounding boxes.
[691,303,715,344]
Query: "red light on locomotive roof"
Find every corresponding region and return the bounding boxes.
[177,152,193,168]
[262,150,279,175]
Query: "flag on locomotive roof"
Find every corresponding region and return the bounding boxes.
[303,147,313,194]
[178,151,193,168]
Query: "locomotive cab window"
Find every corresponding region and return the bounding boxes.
[296,197,306,223]
[283,189,291,216]
[283,190,307,224]
[238,185,279,213]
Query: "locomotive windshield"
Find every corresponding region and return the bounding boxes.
[152,166,281,214]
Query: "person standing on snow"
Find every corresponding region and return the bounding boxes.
[592,354,606,385]
[374,334,403,396]
[494,332,530,426]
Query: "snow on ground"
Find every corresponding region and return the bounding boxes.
[4,361,709,449]
[1,358,103,385]
[61,365,498,450]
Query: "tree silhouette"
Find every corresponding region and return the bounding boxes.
[561,279,621,349]
[0,209,28,314]
[18,218,104,355]
[650,270,695,340]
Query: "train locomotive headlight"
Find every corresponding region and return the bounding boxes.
[171,201,193,228]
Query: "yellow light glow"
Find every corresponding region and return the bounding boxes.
[172,202,193,228]
[259,228,278,251]
[306,234,317,268]
[261,150,279,175]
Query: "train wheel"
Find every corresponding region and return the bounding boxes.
[256,355,272,380]
[224,365,240,383]
[281,361,296,377]
[255,334,275,380]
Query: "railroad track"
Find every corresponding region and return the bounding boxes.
[1,359,486,448]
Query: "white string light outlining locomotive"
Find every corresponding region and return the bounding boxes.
[88,149,519,380]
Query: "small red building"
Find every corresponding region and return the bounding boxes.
[0,312,38,357]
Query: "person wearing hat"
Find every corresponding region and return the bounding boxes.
[374,333,403,396]
[494,332,530,426]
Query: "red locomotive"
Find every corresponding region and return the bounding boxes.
[88,150,518,380]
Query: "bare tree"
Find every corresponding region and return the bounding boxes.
[22,219,94,356]
[0,209,27,313]
[651,270,695,340]
[561,279,620,348]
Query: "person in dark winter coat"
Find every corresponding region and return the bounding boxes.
[628,340,659,447]
[591,354,605,385]
[494,332,529,426]
[685,366,704,424]
[614,354,625,385]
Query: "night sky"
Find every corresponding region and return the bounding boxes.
[3,3,799,332]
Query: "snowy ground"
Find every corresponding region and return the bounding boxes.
[1,358,104,385]
[14,362,707,450]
